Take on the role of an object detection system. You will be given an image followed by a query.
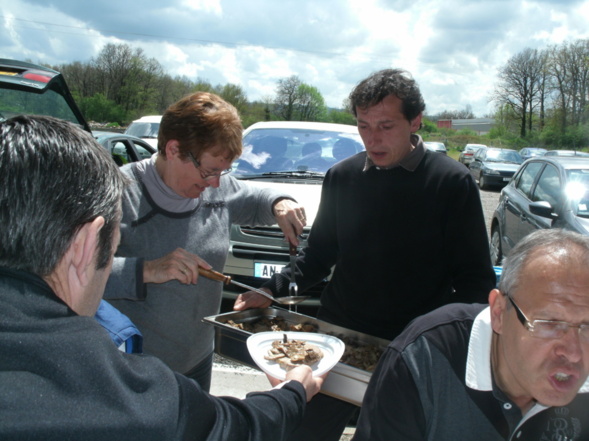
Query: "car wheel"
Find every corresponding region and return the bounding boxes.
[490,226,503,265]
[479,175,487,190]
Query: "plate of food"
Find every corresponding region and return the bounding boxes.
[246,331,345,379]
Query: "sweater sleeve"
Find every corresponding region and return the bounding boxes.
[177,374,306,441]
[224,175,296,227]
[103,256,146,300]
[262,167,339,296]
[443,173,495,304]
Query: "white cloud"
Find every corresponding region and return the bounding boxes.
[2,0,589,117]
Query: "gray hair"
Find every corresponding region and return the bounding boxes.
[498,229,589,295]
[0,115,127,276]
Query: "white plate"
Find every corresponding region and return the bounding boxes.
[246,331,345,380]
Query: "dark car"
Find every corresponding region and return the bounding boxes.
[0,58,90,132]
[469,147,524,190]
[519,147,547,161]
[93,131,155,165]
[489,156,589,265]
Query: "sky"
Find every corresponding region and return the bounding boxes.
[2,0,589,117]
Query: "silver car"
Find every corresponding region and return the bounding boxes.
[223,121,365,313]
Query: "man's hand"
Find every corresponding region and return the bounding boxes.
[267,365,327,402]
[273,199,306,246]
[143,247,211,285]
[233,289,273,311]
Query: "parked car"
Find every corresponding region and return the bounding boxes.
[0,58,90,132]
[222,121,365,313]
[489,156,589,265]
[93,131,155,165]
[124,115,161,149]
[519,147,547,161]
[424,141,447,155]
[458,143,487,167]
[469,147,523,190]
[544,150,589,157]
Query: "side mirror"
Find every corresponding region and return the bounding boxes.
[529,201,558,220]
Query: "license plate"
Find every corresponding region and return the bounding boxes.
[503,177,511,182]
[254,262,285,278]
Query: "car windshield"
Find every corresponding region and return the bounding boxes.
[126,122,160,138]
[234,128,364,175]
[566,170,589,218]
[486,150,523,164]
[0,87,82,126]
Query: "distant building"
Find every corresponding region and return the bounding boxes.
[437,118,495,135]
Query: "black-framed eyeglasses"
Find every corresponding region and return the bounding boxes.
[188,151,232,181]
[506,294,589,342]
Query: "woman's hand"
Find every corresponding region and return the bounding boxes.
[143,247,211,285]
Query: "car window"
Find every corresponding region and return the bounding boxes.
[111,141,132,165]
[0,87,82,126]
[532,164,561,208]
[135,144,154,159]
[567,170,589,217]
[126,122,160,138]
[515,162,543,198]
[235,128,364,174]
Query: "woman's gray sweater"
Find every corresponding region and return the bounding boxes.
[104,163,291,373]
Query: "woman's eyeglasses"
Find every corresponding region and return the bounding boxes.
[188,152,232,181]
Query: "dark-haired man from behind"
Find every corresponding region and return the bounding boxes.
[0,115,323,441]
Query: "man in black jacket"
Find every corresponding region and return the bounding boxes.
[0,115,323,441]
[235,68,497,440]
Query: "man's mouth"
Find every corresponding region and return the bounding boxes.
[554,372,571,382]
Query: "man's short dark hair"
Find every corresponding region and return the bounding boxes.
[0,115,127,276]
[349,68,426,122]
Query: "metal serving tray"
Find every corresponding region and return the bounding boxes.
[203,307,390,406]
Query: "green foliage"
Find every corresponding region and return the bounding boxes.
[78,93,127,124]
[327,109,356,125]
[420,118,437,133]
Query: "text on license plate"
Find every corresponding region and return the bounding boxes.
[503,177,511,181]
[254,262,285,278]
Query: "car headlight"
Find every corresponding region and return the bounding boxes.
[483,167,500,175]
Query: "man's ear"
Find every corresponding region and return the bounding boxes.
[68,217,105,289]
[489,288,506,334]
[410,112,423,133]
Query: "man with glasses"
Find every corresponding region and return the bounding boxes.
[104,92,307,391]
[353,228,589,440]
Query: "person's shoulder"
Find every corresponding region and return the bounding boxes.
[423,151,470,175]
[392,303,486,351]
[327,151,366,175]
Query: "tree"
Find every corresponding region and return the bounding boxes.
[294,83,326,121]
[274,75,301,120]
[493,48,546,137]
[216,83,248,115]
[273,76,327,121]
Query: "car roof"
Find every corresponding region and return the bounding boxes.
[130,115,162,123]
[525,156,589,169]
[244,121,359,134]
